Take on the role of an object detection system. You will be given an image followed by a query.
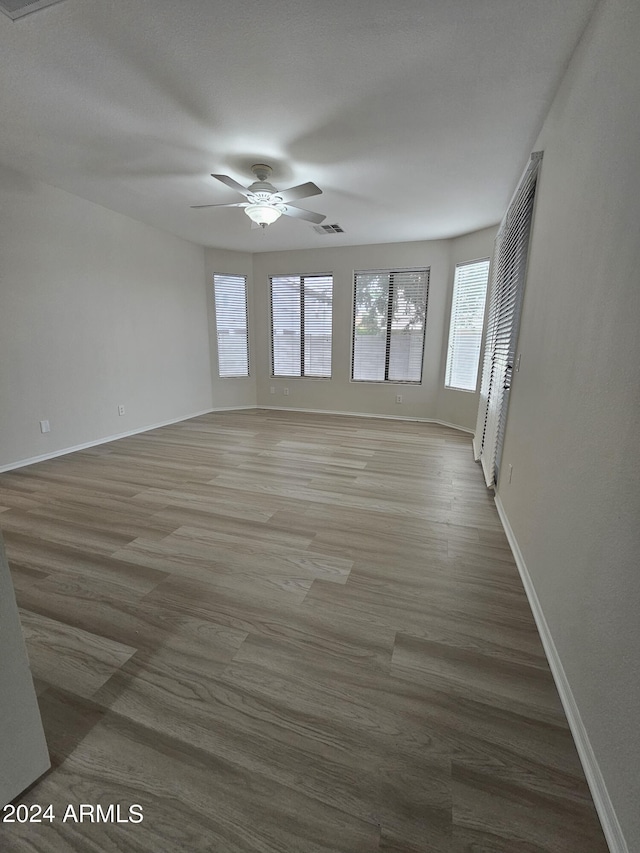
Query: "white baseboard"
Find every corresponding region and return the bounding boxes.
[256,405,474,434]
[0,405,254,473]
[494,495,627,853]
[1,407,474,474]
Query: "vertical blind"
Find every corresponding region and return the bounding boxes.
[474,152,543,486]
[213,273,249,377]
[352,268,429,383]
[445,259,490,391]
[270,274,333,378]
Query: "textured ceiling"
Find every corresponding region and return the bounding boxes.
[0,0,598,252]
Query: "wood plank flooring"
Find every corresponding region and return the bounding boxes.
[0,410,609,852]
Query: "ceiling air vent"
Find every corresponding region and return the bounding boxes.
[1,0,66,20]
[313,223,345,235]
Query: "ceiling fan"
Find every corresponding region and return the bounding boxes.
[190,164,326,229]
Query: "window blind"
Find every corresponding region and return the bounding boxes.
[270,274,332,378]
[213,273,249,377]
[445,259,490,391]
[352,268,429,383]
[474,152,542,486]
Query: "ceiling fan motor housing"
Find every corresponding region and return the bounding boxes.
[248,185,278,199]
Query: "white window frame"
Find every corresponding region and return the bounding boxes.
[445,258,490,392]
[270,273,333,379]
[213,273,249,378]
[351,268,430,384]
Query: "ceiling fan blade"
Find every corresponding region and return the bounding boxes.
[282,205,326,224]
[211,174,252,197]
[190,202,248,209]
[274,182,322,203]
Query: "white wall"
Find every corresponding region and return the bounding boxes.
[205,247,257,409]
[0,166,213,470]
[436,226,497,429]
[252,240,452,421]
[496,1,640,849]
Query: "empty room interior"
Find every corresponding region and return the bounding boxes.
[0,1,638,851]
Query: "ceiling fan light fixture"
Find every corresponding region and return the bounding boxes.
[245,203,282,228]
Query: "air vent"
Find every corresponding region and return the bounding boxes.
[313,223,345,235]
[0,0,66,20]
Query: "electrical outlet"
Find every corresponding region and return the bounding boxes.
[396,394,402,404]
[40,419,50,434]
[118,404,125,416]
[270,386,275,394]
[283,387,289,396]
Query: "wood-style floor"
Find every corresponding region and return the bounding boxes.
[0,410,608,852]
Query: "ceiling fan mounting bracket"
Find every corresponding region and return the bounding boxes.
[251,164,273,182]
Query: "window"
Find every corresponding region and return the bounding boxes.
[445,259,490,392]
[270,274,333,377]
[475,151,543,486]
[213,273,249,377]
[352,268,429,383]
